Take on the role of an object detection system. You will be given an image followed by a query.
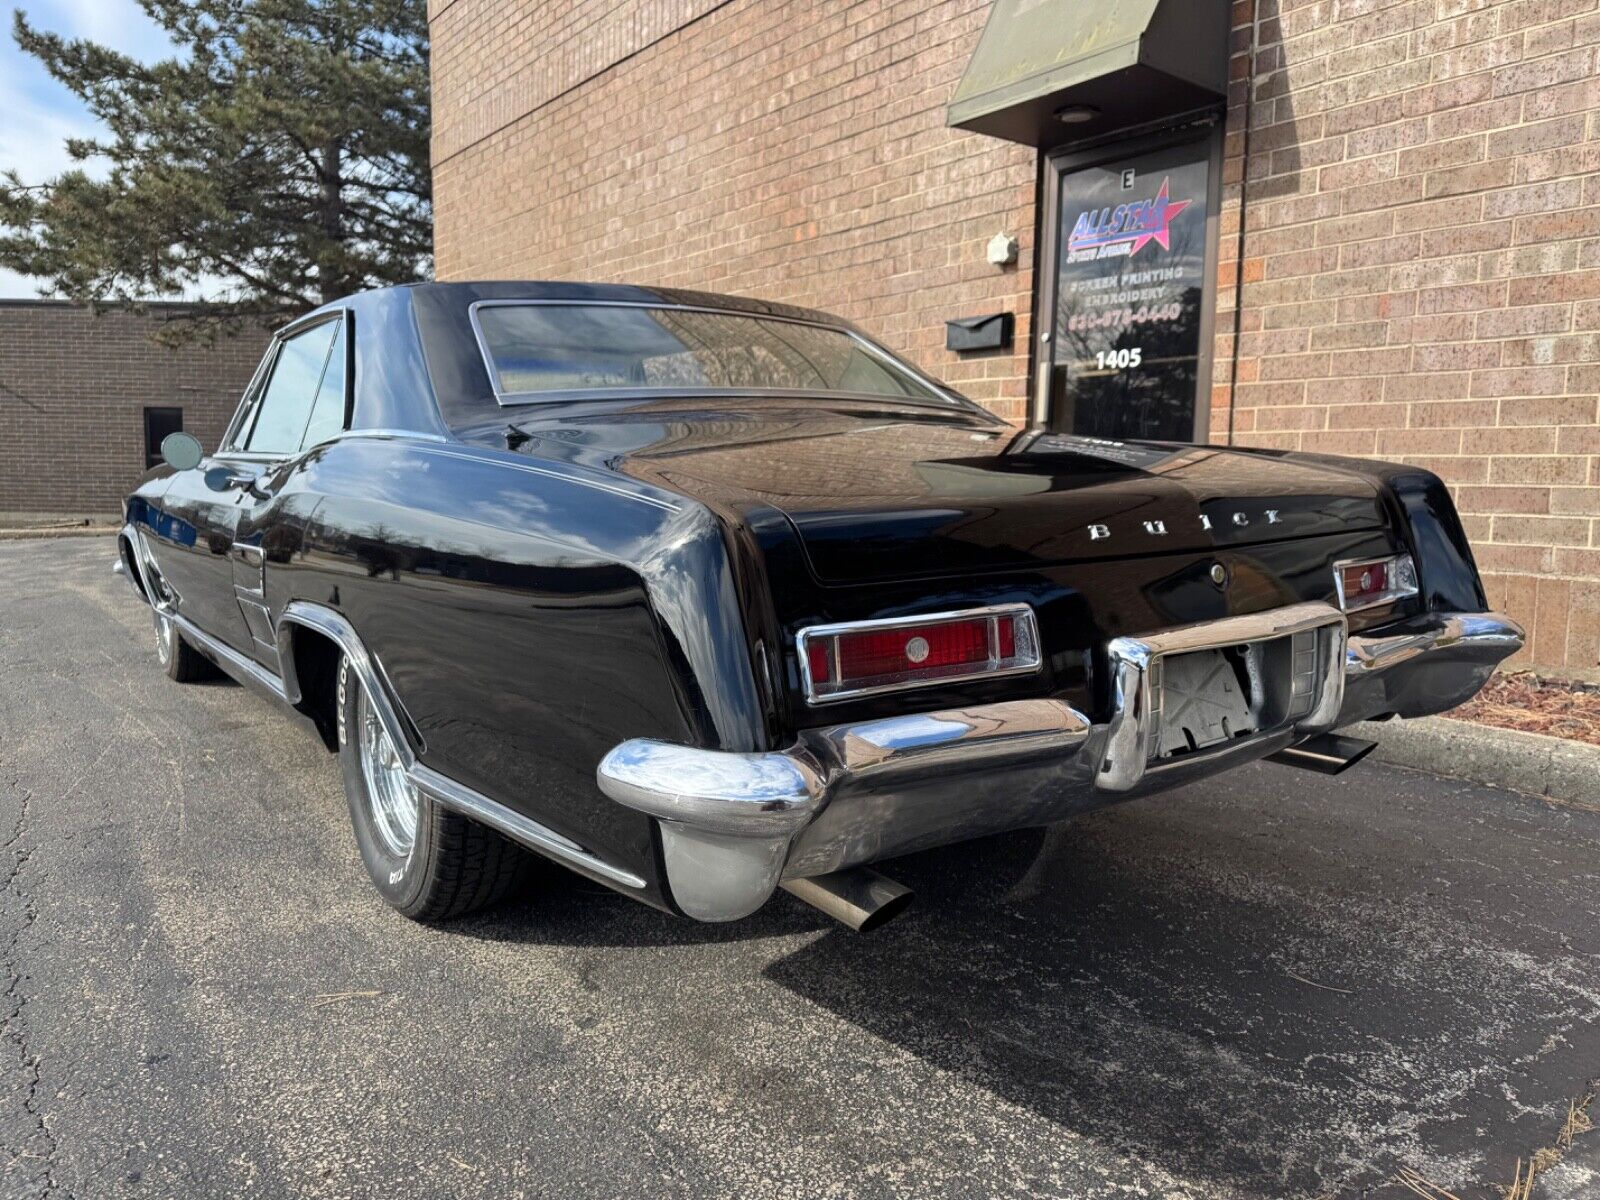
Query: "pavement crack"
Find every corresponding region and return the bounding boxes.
[1,774,67,1199]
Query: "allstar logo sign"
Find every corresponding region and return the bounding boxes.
[1066,177,1193,262]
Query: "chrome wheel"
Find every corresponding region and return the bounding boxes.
[154,611,175,666]
[357,688,419,858]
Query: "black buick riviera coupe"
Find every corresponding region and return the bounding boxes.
[118,282,1522,930]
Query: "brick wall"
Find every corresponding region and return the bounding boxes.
[1216,0,1600,675]
[429,0,1037,417]
[431,0,1600,677]
[0,302,267,518]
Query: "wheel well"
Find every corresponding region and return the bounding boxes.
[119,536,149,602]
[286,625,343,753]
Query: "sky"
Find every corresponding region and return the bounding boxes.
[0,0,198,298]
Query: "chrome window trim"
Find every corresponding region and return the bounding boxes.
[210,450,283,464]
[465,298,963,409]
[208,428,450,472]
[222,308,351,456]
[795,603,1043,705]
[1332,553,1419,613]
[220,339,282,453]
[298,427,451,454]
[295,306,355,450]
[327,428,450,444]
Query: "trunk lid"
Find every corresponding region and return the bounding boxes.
[505,400,1389,582]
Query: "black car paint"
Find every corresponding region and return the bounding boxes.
[125,282,1492,915]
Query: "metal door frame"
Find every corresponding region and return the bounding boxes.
[1033,116,1225,441]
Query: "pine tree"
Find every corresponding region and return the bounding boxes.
[0,0,431,342]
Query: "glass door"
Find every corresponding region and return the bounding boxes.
[1038,128,1220,441]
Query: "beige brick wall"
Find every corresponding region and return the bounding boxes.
[0,303,267,517]
[429,0,1037,418]
[1216,0,1600,675]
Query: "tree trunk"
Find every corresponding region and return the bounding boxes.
[320,138,343,306]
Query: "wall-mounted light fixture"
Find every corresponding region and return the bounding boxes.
[986,233,1019,267]
[1053,104,1100,125]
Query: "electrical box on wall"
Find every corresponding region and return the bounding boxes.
[946,313,1014,353]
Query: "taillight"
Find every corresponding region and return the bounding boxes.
[1333,553,1418,612]
[797,605,1041,703]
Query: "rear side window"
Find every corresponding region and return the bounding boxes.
[299,318,348,449]
[242,319,340,454]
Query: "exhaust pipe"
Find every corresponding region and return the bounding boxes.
[1267,732,1379,776]
[781,867,913,932]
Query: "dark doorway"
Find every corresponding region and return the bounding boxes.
[1037,124,1222,441]
[143,406,183,469]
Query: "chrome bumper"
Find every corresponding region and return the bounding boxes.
[597,604,1524,921]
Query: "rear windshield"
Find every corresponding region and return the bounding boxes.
[472,303,947,404]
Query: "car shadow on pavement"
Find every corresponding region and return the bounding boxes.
[453,779,1600,1200]
[757,812,1600,1200]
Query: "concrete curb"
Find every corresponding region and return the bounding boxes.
[1351,716,1600,809]
[0,527,119,541]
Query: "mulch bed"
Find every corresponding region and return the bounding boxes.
[1451,673,1600,748]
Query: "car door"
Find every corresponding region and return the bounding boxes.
[148,340,281,653]
[225,313,347,663]
[152,316,342,656]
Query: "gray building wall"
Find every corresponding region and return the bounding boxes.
[0,301,267,518]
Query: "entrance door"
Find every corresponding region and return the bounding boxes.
[1038,127,1220,441]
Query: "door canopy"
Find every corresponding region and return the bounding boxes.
[947,0,1231,147]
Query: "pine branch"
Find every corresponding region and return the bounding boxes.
[0,0,432,329]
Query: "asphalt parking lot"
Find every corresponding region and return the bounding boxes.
[2,537,1598,1199]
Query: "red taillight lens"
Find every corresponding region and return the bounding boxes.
[1341,561,1387,598]
[1335,553,1418,611]
[807,638,833,685]
[836,620,990,680]
[798,606,1040,702]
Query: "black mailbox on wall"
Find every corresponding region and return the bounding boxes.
[945,312,1014,353]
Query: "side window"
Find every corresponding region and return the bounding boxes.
[299,318,348,449]
[227,345,278,451]
[242,320,340,455]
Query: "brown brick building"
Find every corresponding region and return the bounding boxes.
[0,302,266,520]
[428,0,1600,677]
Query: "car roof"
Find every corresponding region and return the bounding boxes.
[287,282,894,438]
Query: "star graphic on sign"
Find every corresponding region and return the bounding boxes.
[1128,178,1192,256]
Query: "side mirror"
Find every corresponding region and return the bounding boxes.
[160,432,204,472]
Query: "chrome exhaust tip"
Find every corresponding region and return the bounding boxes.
[780,867,913,932]
[1267,731,1379,776]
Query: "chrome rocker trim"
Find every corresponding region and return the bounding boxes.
[116,529,645,892]
[598,603,1525,922]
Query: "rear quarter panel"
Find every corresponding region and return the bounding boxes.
[275,436,762,910]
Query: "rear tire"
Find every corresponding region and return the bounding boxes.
[336,654,530,921]
[154,610,214,682]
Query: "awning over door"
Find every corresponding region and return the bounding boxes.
[947,0,1231,147]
